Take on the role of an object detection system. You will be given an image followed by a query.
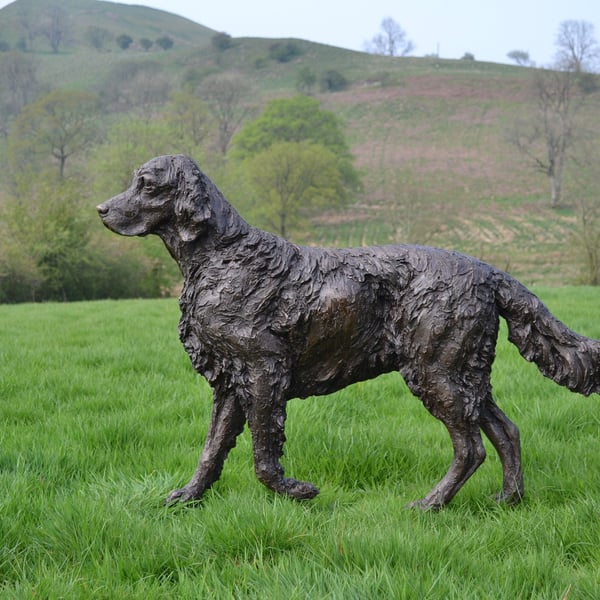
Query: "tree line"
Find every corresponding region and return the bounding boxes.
[0,39,359,302]
[0,2,175,54]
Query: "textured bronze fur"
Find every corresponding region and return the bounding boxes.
[97,155,600,509]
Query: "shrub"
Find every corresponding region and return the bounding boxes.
[320,70,348,92]
[578,72,600,94]
[268,42,302,63]
[155,36,174,51]
[116,34,133,50]
[296,66,316,94]
[212,32,233,51]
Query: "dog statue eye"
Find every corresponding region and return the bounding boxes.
[138,176,157,194]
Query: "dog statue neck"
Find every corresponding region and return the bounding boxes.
[158,199,252,277]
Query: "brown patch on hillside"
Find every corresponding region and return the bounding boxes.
[333,74,530,105]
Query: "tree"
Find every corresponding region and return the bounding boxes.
[116,34,133,50]
[85,26,112,51]
[0,172,167,302]
[90,116,183,191]
[366,17,414,57]
[509,20,598,210]
[296,66,316,94]
[233,96,360,236]
[555,20,599,73]
[140,38,153,51]
[269,41,303,62]
[211,32,233,51]
[155,36,174,50]
[233,96,359,191]
[10,89,101,178]
[16,3,39,52]
[246,141,346,238]
[99,60,172,112]
[507,50,532,66]
[1,175,90,301]
[163,91,212,153]
[235,96,349,158]
[200,73,252,154]
[40,4,70,53]
[320,70,348,92]
[510,68,581,207]
[0,52,41,132]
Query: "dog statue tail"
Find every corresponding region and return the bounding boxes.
[496,274,600,396]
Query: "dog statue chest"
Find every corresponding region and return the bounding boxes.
[179,264,285,360]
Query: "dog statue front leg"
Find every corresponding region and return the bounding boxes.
[165,391,246,505]
[246,379,319,500]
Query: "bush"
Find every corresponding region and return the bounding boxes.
[320,70,348,92]
[86,26,112,51]
[578,72,600,94]
[268,42,302,63]
[0,174,173,303]
[296,66,316,94]
[212,32,233,51]
[155,36,174,51]
[116,34,133,50]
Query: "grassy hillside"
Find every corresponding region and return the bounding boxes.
[314,64,595,285]
[0,0,215,49]
[1,0,599,287]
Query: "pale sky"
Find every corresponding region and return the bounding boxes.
[1,0,599,65]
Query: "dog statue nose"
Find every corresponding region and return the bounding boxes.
[97,203,109,216]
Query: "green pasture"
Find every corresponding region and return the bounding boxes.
[1,292,599,598]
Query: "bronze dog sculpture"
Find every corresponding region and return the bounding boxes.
[97,154,600,510]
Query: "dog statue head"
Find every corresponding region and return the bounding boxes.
[97,154,214,242]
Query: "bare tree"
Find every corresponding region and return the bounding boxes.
[510,68,581,207]
[164,92,212,153]
[366,17,414,57]
[200,74,252,154]
[555,20,599,73]
[0,52,40,111]
[40,4,70,53]
[16,4,39,52]
[0,52,42,136]
[99,60,171,112]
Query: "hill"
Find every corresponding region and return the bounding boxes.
[1,0,599,289]
[0,0,215,49]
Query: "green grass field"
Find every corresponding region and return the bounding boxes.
[1,293,599,598]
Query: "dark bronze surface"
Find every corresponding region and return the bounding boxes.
[98,154,600,509]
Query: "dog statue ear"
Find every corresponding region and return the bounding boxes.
[174,168,212,242]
